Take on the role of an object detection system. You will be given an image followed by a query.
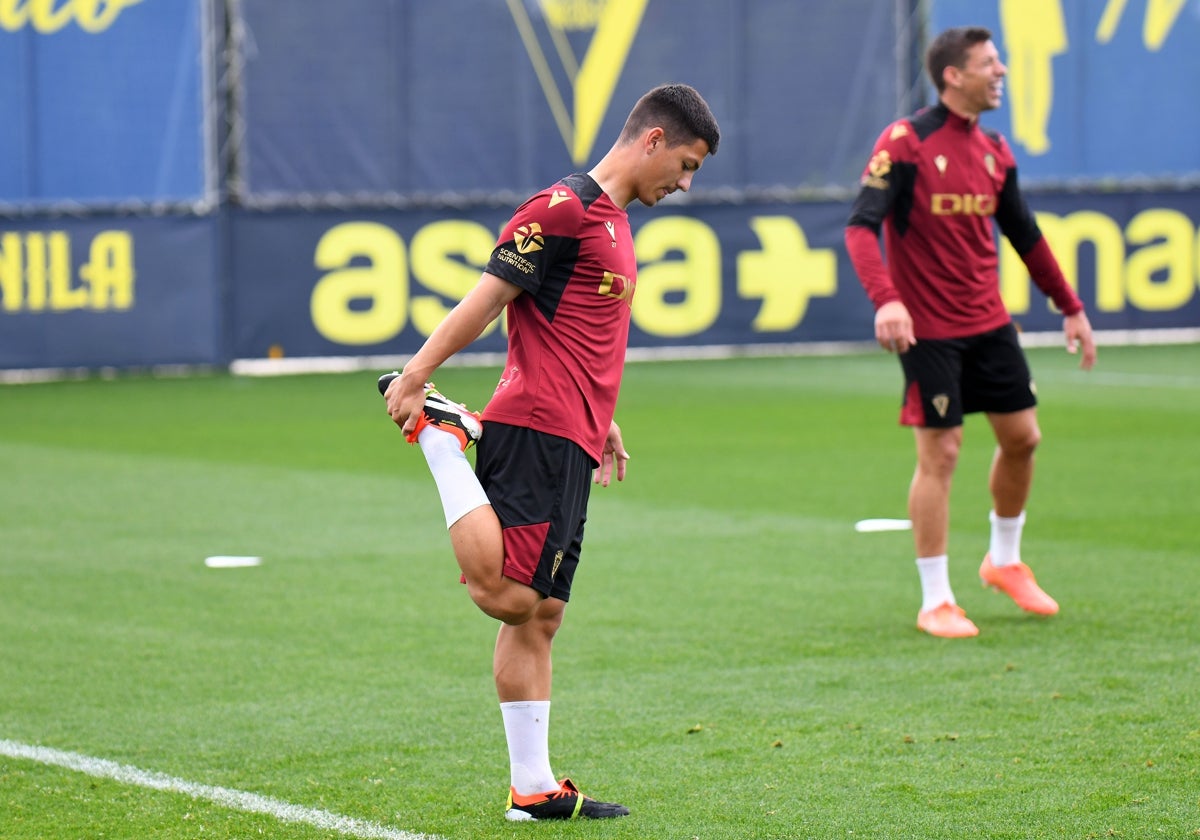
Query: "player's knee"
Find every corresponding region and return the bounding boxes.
[1025,426,1041,454]
[921,435,962,477]
[1004,427,1040,459]
[469,583,540,625]
[524,603,564,640]
[936,441,962,472]
[997,420,1041,458]
[916,427,963,473]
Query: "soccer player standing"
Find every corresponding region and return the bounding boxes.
[382,85,720,816]
[844,27,1096,638]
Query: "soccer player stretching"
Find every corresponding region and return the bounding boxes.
[845,27,1096,638]
[382,85,720,815]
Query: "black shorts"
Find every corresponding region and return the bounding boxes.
[897,323,1036,428]
[473,422,592,601]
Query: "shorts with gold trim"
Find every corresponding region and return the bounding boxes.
[898,323,1036,428]
[473,422,592,601]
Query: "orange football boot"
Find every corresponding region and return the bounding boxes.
[917,602,980,638]
[980,555,1059,615]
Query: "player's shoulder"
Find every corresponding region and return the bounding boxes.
[517,174,606,228]
[907,104,954,142]
[978,124,1016,164]
[979,124,1004,145]
[872,106,944,155]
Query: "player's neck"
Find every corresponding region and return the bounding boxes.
[588,145,639,209]
[939,94,981,125]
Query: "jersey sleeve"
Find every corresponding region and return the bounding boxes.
[845,122,910,308]
[992,147,1083,316]
[846,123,906,233]
[991,134,1042,254]
[1019,235,1083,315]
[845,226,901,310]
[486,185,586,295]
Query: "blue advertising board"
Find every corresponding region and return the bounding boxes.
[227,190,1200,363]
[0,0,213,208]
[930,0,1200,182]
[3,2,1198,373]
[234,0,900,200]
[0,216,221,369]
[4,185,1197,371]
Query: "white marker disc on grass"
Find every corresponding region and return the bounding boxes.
[854,518,912,533]
[204,555,263,568]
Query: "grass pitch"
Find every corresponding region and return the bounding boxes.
[1,344,1198,839]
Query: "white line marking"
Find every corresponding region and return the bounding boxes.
[0,740,443,840]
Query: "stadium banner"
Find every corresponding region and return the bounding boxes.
[228,189,1200,362]
[233,0,899,201]
[0,216,221,370]
[930,0,1200,183]
[0,0,215,209]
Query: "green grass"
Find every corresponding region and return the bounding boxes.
[1,344,1198,839]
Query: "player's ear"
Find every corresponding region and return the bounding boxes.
[644,126,665,153]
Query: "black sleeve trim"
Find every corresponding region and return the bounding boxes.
[994,168,1041,254]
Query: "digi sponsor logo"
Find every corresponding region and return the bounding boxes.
[931,193,997,216]
[514,223,545,254]
[507,0,648,165]
[598,270,634,304]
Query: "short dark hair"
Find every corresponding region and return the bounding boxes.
[926,27,992,94]
[620,83,720,155]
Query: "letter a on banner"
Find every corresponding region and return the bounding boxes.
[507,0,649,165]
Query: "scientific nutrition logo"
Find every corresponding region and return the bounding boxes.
[507,0,648,165]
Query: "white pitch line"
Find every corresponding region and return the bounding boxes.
[0,740,442,840]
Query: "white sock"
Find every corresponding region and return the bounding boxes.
[988,510,1026,567]
[916,555,954,611]
[418,427,490,528]
[500,701,558,795]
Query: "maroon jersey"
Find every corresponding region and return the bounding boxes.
[482,173,635,464]
[846,103,1080,340]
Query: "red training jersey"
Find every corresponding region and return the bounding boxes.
[482,173,635,464]
[845,103,1081,339]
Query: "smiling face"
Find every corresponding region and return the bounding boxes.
[633,129,710,208]
[944,39,1007,118]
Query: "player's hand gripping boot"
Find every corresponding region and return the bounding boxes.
[378,372,482,451]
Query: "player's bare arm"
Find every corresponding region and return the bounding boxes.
[386,273,521,432]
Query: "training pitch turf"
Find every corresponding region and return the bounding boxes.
[1,344,1197,839]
